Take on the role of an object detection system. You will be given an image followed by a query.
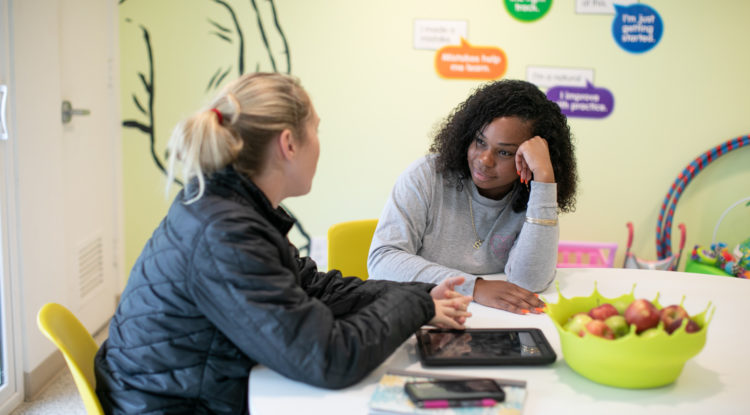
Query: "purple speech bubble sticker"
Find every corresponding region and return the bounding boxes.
[547,82,615,119]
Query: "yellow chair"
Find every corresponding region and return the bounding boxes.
[327,219,378,280]
[37,303,105,415]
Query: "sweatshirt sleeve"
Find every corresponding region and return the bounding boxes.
[187,216,436,390]
[368,158,479,297]
[504,181,558,292]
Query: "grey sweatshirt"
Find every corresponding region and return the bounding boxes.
[368,155,558,297]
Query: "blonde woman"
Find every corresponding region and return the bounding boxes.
[95,73,471,414]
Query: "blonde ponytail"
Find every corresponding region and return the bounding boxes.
[166,107,243,203]
[166,73,311,203]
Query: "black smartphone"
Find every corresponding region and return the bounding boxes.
[404,378,505,409]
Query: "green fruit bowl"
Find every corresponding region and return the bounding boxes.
[544,282,715,389]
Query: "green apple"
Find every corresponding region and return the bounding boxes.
[612,299,630,315]
[604,315,629,338]
[564,313,593,337]
[639,328,662,339]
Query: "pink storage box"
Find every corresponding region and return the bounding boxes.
[558,241,618,268]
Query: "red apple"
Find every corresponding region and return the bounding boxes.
[564,313,593,337]
[685,319,701,333]
[585,319,615,339]
[624,299,660,334]
[588,303,619,321]
[660,304,690,334]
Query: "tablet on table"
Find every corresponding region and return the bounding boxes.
[415,328,557,366]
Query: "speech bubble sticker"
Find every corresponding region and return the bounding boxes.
[547,82,614,119]
[612,3,663,53]
[576,0,637,15]
[526,66,594,89]
[505,0,553,22]
[413,20,468,51]
[434,38,507,80]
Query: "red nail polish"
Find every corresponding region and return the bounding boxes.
[521,309,529,314]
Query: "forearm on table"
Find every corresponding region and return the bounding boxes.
[368,247,478,296]
[505,233,557,292]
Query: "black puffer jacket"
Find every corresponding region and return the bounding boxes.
[95,167,436,414]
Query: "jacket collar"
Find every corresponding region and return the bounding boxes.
[190,166,296,236]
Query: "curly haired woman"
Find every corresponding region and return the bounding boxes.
[368,79,578,314]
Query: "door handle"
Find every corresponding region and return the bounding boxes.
[1,84,7,140]
[61,100,90,124]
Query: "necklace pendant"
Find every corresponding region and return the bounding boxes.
[473,239,483,249]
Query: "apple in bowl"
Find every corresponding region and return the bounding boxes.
[563,313,592,337]
[604,315,629,338]
[585,319,615,339]
[624,299,661,334]
[588,303,619,321]
[660,304,689,334]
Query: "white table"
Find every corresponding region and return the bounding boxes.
[249,268,750,414]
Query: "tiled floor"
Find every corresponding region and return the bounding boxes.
[9,329,108,415]
[10,369,85,415]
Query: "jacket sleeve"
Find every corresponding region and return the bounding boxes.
[295,255,436,317]
[187,215,436,390]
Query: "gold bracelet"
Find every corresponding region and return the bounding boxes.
[525,216,558,226]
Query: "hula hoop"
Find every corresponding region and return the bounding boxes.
[656,135,750,259]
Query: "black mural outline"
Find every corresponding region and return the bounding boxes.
[121,1,311,254]
[206,16,234,92]
[121,21,178,185]
[250,0,277,72]
[267,0,291,74]
[211,0,244,81]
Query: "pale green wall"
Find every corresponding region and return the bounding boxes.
[119,0,750,280]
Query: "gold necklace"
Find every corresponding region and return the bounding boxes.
[467,191,483,249]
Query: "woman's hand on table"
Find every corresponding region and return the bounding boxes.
[473,279,546,315]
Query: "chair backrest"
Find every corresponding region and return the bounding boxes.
[327,219,378,280]
[557,240,618,268]
[37,303,105,415]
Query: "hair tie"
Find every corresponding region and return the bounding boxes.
[210,108,224,124]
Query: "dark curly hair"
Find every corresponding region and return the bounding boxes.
[429,79,577,213]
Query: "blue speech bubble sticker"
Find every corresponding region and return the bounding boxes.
[547,82,615,119]
[612,4,663,53]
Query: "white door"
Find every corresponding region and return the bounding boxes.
[58,0,119,330]
[1,0,120,405]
